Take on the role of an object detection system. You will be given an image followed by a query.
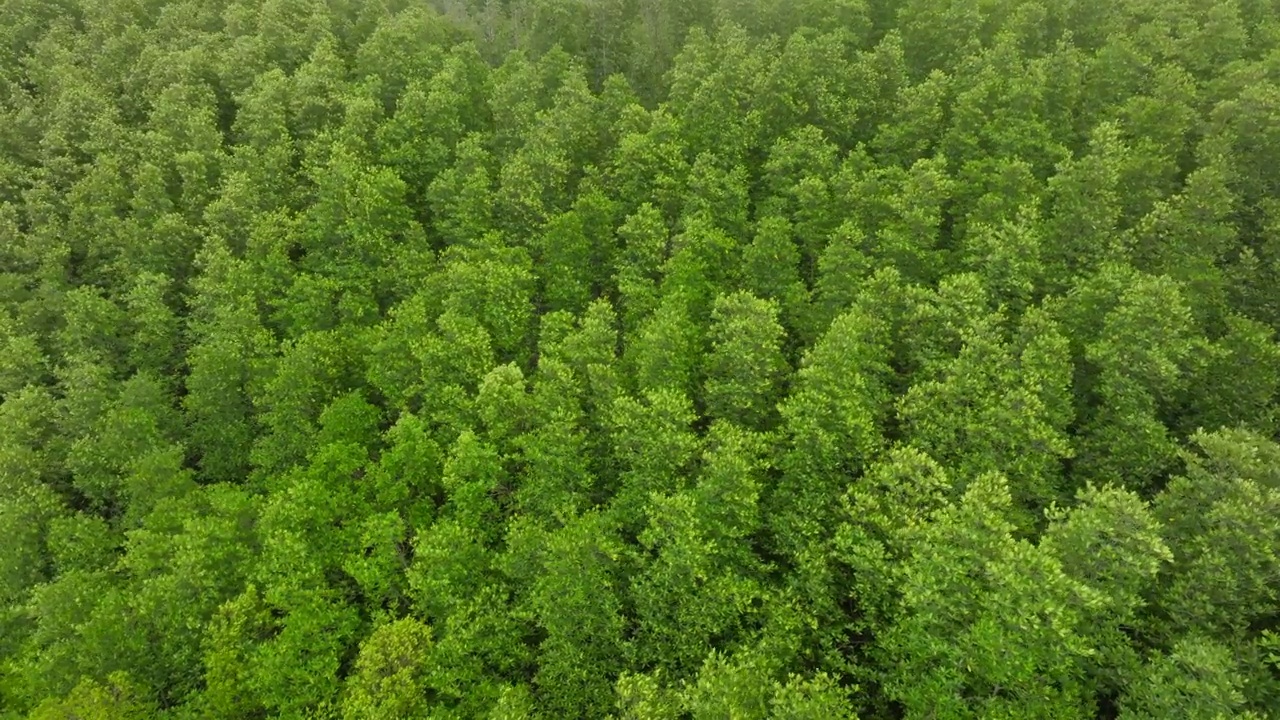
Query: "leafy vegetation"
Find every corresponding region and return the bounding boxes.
[2,0,1280,717]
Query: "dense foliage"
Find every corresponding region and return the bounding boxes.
[3,0,1280,717]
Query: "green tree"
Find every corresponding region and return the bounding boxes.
[626,294,701,399]
[881,473,1094,720]
[377,44,489,204]
[1181,314,1280,435]
[352,6,456,108]
[512,510,627,718]
[772,305,891,557]
[702,291,787,429]
[606,388,699,533]
[535,209,595,315]
[663,24,765,166]
[1071,270,1199,489]
[513,364,595,523]
[897,298,1073,522]
[437,241,537,364]
[339,617,435,720]
[629,422,768,677]
[740,215,812,343]
[1149,429,1280,643]
[116,485,259,702]
[960,205,1046,316]
[0,315,48,404]
[1118,638,1253,720]
[606,109,688,224]
[427,133,495,248]
[123,273,179,379]
[1041,123,1128,292]
[1040,484,1171,694]
[27,672,154,720]
[614,203,669,334]
[249,329,360,478]
[184,240,276,484]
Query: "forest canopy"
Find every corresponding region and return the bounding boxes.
[2,0,1280,717]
